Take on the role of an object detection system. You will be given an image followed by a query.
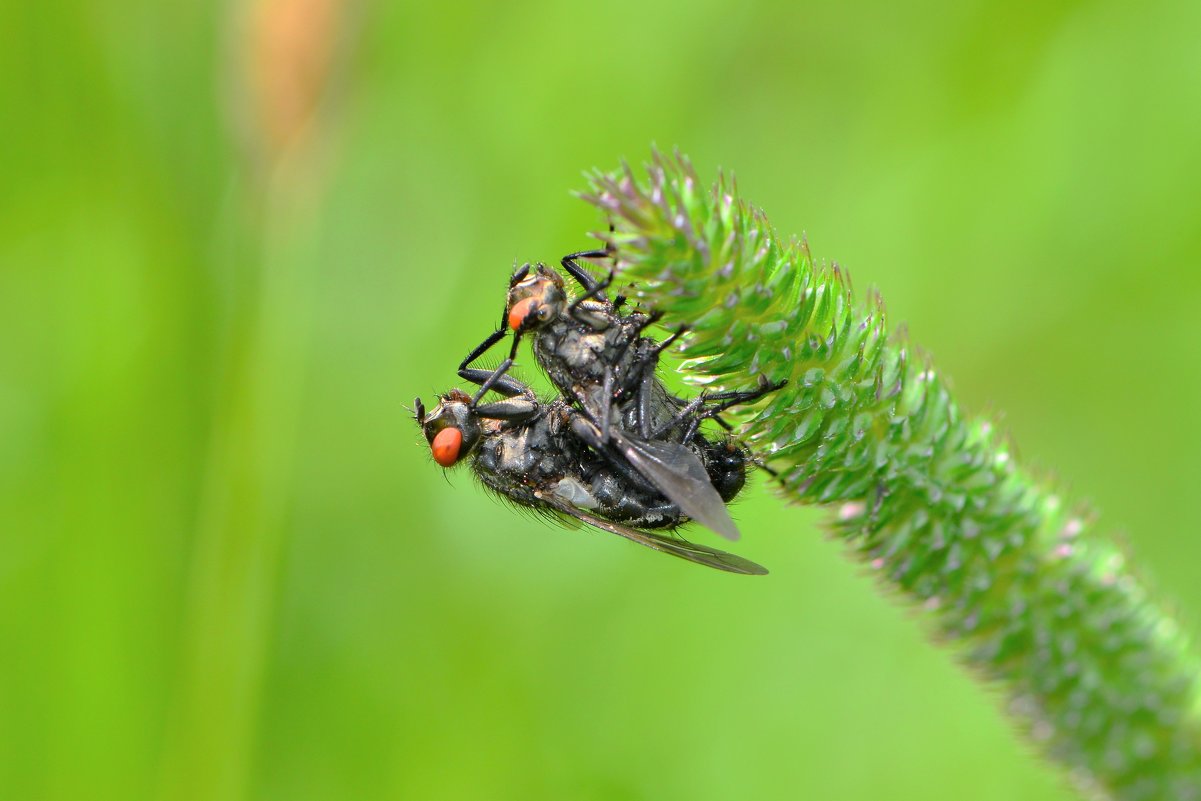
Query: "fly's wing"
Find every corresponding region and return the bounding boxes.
[536,492,767,575]
[609,430,741,541]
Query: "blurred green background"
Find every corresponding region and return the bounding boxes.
[3,1,1200,799]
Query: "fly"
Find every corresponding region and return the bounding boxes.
[413,383,767,575]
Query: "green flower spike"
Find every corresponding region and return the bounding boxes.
[580,150,1201,801]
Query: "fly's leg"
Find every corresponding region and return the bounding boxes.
[508,262,531,289]
[637,369,656,439]
[467,358,521,407]
[459,327,526,407]
[470,368,542,427]
[622,323,686,433]
[458,326,525,407]
[651,324,687,358]
[458,325,503,369]
[651,379,789,442]
[563,375,616,453]
[457,264,533,404]
[588,359,632,446]
[600,367,616,444]
[620,320,679,383]
[693,382,785,420]
[567,269,615,322]
[602,310,666,402]
[614,310,664,361]
[475,395,540,427]
[681,416,702,445]
[561,245,615,295]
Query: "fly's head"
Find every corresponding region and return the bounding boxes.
[415,389,483,468]
[506,263,566,335]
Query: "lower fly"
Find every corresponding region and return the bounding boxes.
[414,378,768,575]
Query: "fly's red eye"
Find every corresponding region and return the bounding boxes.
[508,297,538,331]
[431,427,463,466]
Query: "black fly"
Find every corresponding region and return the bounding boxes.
[455,248,785,540]
[414,383,767,575]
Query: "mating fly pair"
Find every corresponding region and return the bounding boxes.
[415,247,782,573]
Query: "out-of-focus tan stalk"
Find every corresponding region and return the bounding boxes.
[158,2,347,799]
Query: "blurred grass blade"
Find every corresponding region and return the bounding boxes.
[156,2,345,800]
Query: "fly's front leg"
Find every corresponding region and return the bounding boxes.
[475,395,540,427]
[457,325,505,375]
[458,321,513,401]
[561,246,614,295]
[459,329,526,407]
[508,262,531,290]
[456,264,535,404]
[458,328,525,407]
[561,227,617,295]
[467,358,521,407]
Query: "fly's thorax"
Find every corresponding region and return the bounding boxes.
[473,406,587,494]
[533,322,603,394]
[527,295,663,417]
[477,415,544,475]
[538,320,648,398]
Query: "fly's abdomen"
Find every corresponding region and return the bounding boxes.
[700,437,749,503]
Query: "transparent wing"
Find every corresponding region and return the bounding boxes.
[609,429,741,541]
[536,492,767,575]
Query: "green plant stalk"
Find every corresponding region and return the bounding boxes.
[581,151,1201,801]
